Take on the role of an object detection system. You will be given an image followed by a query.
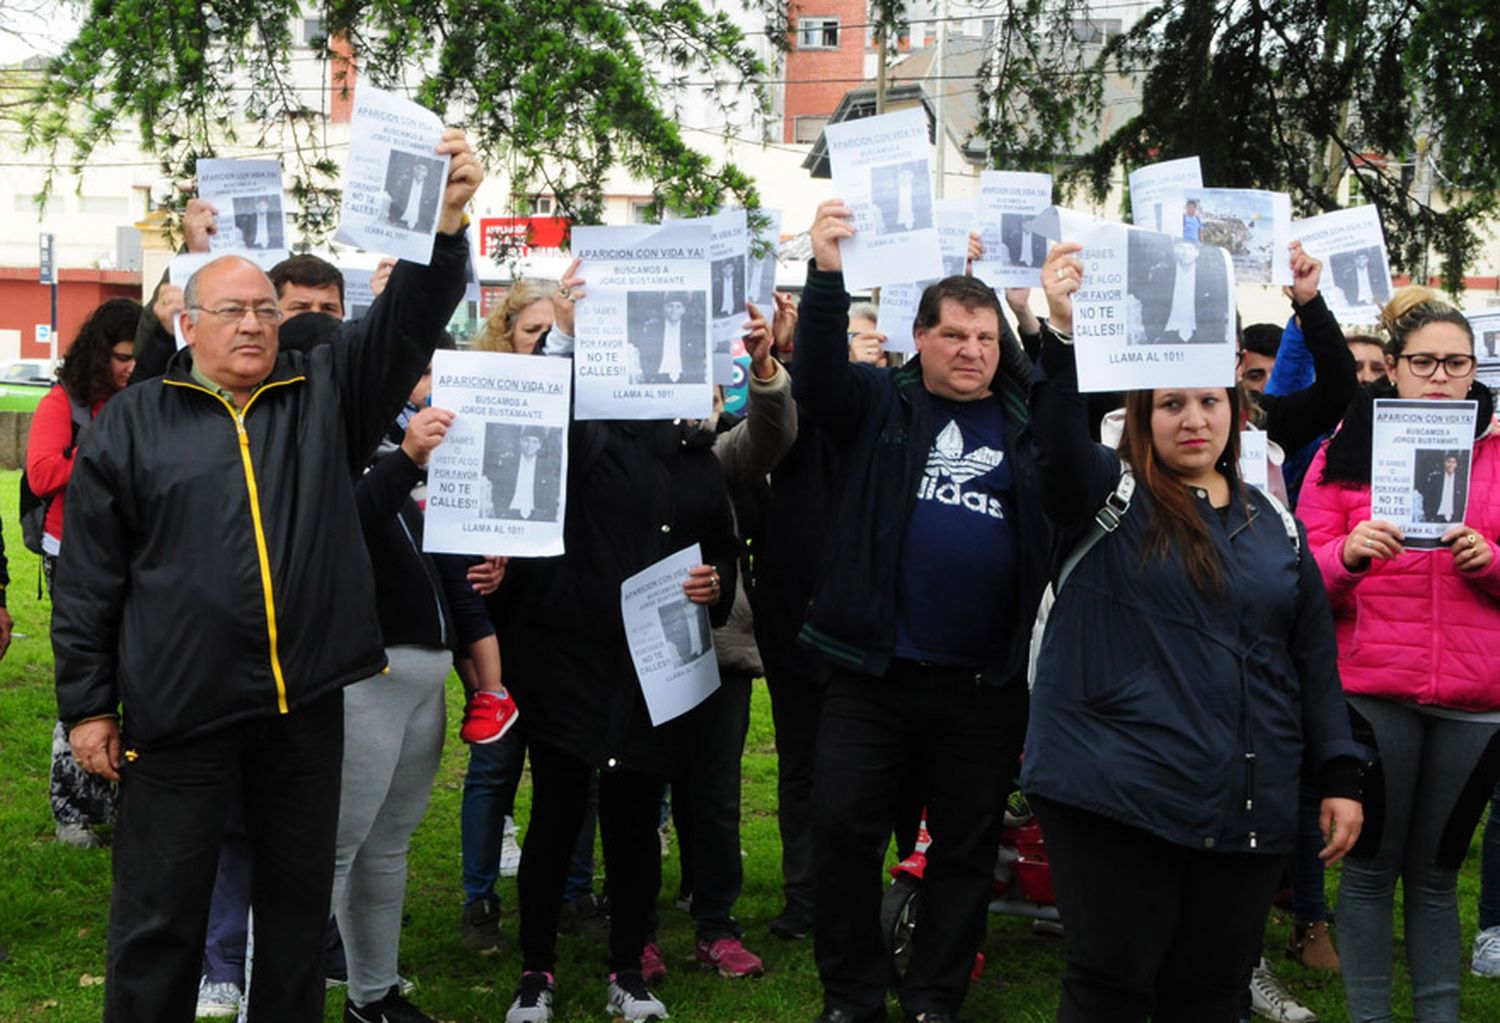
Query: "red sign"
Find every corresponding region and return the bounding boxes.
[478,216,570,258]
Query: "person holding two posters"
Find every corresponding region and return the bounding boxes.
[490,266,739,1023]
[1297,285,1500,1022]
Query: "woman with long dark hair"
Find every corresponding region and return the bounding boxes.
[1023,241,1363,1022]
[25,296,140,848]
[1298,284,1500,1022]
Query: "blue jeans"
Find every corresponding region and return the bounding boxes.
[460,733,597,907]
[1480,783,1500,931]
[1290,781,1331,924]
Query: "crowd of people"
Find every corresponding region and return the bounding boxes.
[6,137,1500,1023]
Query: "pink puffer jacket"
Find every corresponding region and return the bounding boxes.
[1299,429,1500,710]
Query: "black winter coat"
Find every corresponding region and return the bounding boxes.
[52,233,469,747]
[493,418,738,778]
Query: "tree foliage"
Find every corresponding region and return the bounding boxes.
[896,0,1498,290]
[20,0,788,245]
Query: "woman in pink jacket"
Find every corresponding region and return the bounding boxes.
[1298,284,1500,1022]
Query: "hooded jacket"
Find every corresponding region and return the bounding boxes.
[52,233,469,747]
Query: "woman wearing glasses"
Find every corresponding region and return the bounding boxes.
[1298,285,1500,1022]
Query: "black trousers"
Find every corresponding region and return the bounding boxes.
[104,690,344,1023]
[764,654,823,916]
[664,670,753,940]
[812,664,1026,1022]
[517,741,662,974]
[1031,797,1286,1023]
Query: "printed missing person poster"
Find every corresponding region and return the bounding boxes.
[1188,189,1293,286]
[1370,399,1477,547]
[747,209,782,310]
[877,200,975,354]
[824,107,944,291]
[197,158,290,258]
[571,223,714,420]
[1240,429,1270,491]
[341,267,376,321]
[621,544,721,726]
[1469,309,1500,391]
[1033,207,1237,392]
[422,349,572,558]
[972,170,1054,288]
[1291,205,1393,323]
[1129,157,1203,236]
[335,87,450,265]
[684,209,749,386]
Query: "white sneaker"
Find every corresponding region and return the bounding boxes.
[506,971,554,1023]
[195,976,243,1019]
[1473,925,1500,976]
[1250,958,1317,1022]
[605,971,668,1021]
[500,815,522,878]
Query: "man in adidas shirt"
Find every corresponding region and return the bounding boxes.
[792,200,1050,1023]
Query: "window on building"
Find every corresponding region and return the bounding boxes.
[80,196,130,217]
[13,194,63,215]
[797,16,840,49]
[981,19,996,39]
[532,195,554,215]
[301,17,326,47]
[629,199,656,225]
[1071,18,1123,44]
[794,115,831,144]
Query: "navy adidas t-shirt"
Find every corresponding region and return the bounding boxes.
[894,396,1018,667]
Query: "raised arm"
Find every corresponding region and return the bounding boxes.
[714,300,798,485]
[1261,243,1357,453]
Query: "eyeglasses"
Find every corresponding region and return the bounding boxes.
[192,304,283,325]
[1397,353,1476,378]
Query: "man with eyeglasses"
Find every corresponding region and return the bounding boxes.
[51,131,481,1023]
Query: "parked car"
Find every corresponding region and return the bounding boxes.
[0,359,55,412]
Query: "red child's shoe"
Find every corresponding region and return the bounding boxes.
[461,690,519,745]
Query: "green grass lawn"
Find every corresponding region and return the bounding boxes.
[1,465,1498,1022]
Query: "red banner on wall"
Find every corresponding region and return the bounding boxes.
[478,216,570,258]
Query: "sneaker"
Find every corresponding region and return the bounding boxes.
[505,971,555,1023]
[605,970,669,1021]
[55,822,102,848]
[1473,925,1500,977]
[1286,919,1340,972]
[640,940,668,984]
[696,937,764,978]
[500,815,523,878]
[461,895,503,954]
[1249,958,1317,1022]
[558,892,610,938]
[461,691,519,745]
[769,903,813,941]
[344,984,434,1023]
[196,977,243,1018]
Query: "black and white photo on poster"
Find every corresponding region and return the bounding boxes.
[620,544,721,726]
[1328,246,1392,310]
[746,209,782,310]
[1125,231,1233,346]
[823,107,943,290]
[383,150,445,234]
[712,254,746,320]
[481,423,564,522]
[423,349,572,557]
[625,291,709,386]
[571,222,714,420]
[1370,398,1477,547]
[335,86,449,264]
[229,194,286,250]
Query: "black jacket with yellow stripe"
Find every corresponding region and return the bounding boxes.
[51,232,469,749]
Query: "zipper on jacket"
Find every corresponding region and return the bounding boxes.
[164,378,303,713]
[396,511,448,648]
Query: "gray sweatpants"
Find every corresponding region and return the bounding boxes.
[331,645,450,1006]
[1339,694,1500,1023]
